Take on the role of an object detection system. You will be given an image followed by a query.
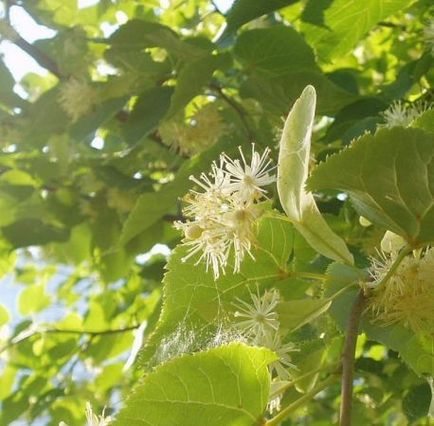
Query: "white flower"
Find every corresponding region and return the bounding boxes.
[222,144,275,202]
[59,402,111,426]
[58,78,99,122]
[175,145,274,279]
[233,288,280,341]
[380,100,431,128]
[259,332,299,381]
[381,101,412,128]
[85,402,112,426]
[267,395,282,414]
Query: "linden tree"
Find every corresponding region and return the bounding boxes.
[0,1,433,425]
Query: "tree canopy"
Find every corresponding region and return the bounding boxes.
[0,1,433,425]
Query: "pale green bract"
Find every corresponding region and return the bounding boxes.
[277,85,354,265]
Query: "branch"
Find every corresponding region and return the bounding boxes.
[209,82,255,141]
[339,289,366,426]
[0,324,140,353]
[0,19,63,78]
[210,0,225,15]
[378,21,407,30]
[2,0,11,22]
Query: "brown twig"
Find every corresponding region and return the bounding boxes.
[209,82,255,141]
[339,289,366,426]
[0,324,140,353]
[0,19,63,78]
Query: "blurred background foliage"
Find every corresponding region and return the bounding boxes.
[0,0,432,424]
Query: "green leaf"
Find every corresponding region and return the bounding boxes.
[109,20,208,61]
[70,96,128,142]
[142,216,294,362]
[0,304,10,326]
[302,0,414,61]
[2,219,69,248]
[0,192,18,227]
[0,60,26,108]
[114,343,275,426]
[362,322,434,376]
[166,53,231,118]
[220,0,298,39]
[0,366,16,400]
[240,71,356,116]
[277,299,332,333]
[21,88,69,147]
[292,340,326,393]
[122,87,173,144]
[234,26,357,115]
[18,284,51,315]
[234,26,316,77]
[277,85,353,264]
[0,249,15,279]
[402,383,432,422]
[412,109,434,134]
[51,223,92,264]
[0,170,38,187]
[308,127,434,246]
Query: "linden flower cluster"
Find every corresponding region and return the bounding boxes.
[233,288,298,413]
[58,78,99,122]
[367,232,434,335]
[380,100,431,128]
[233,288,298,381]
[159,104,226,156]
[175,144,275,279]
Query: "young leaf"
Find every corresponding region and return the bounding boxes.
[308,127,434,246]
[114,343,275,426]
[277,85,354,264]
[302,0,414,61]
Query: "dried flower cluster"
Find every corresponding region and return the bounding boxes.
[58,78,99,122]
[175,144,275,279]
[159,104,226,156]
